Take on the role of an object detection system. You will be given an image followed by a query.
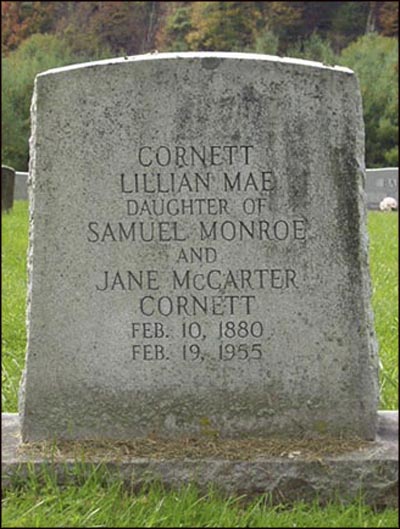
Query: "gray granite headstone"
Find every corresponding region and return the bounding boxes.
[365,167,398,210]
[19,52,379,442]
[14,172,29,201]
[1,165,15,212]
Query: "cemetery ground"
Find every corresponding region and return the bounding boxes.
[2,201,398,528]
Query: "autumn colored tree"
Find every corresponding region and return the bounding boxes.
[56,1,164,57]
[362,1,398,36]
[1,1,23,52]
[256,1,303,51]
[185,2,263,51]
[2,1,398,171]
[155,2,192,52]
[378,1,399,37]
[242,2,301,55]
[3,1,398,58]
[1,1,165,59]
[2,1,62,54]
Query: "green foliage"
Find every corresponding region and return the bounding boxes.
[329,2,370,51]
[293,2,339,42]
[186,2,262,52]
[259,1,303,52]
[339,33,398,167]
[1,33,110,171]
[2,34,72,170]
[286,32,337,64]
[253,30,280,55]
[158,5,192,52]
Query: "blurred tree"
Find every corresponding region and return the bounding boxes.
[339,34,398,167]
[257,1,303,52]
[2,1,398,171]
[294,1,340,39]
[365,1,380,33]
[49,2,113,59]
[185,2,263,51]
[1,34,101,170]
[329,2,369,51]
[57,1,164,56]
[1,1,25,52]
[286,31,337,64]
[240,2,302,55]
[155,2,192,51]
[1,1,61,53]
[156,1,302,54]
[253,30,280,55]
[3,1,398,59]
[378,1,398,37]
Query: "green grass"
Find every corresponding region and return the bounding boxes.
[2,201,29,411]
[2,467,399,528]
[1,202,399,527]
[368,212,399,409]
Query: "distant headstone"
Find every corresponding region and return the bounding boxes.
[19,52,379,443]
[14,172,29,201]
[365,168,398,210]
[1,165,15,212]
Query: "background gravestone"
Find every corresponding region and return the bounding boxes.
[19,52,379,442]
[14,172,29,201]
[365,167,398,210]
[1,165,15,212]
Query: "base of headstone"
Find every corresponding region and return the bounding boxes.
[2,411,397,508]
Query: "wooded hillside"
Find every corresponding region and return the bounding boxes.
[2,1,398,170]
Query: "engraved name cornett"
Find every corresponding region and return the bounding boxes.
[135,144,254,167]
[87,143,307,243]
[90,142,304,317]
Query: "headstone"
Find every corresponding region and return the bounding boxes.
[1,165,15,212]
[365,168,398,210]
[14,171,29,201]
[19,52,379,443]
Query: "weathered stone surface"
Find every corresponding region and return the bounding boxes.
[2,412,398,508]
[365,167,398,210]
[20,52,379,441]
[1,165,15,212]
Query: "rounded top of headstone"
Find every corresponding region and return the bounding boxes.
[366,167,398,172]
[2,165,15,172]
[37,51,354,78]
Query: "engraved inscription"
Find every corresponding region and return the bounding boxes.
[87,143,308,365]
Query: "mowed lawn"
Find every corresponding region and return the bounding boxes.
[1,202,398,528]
